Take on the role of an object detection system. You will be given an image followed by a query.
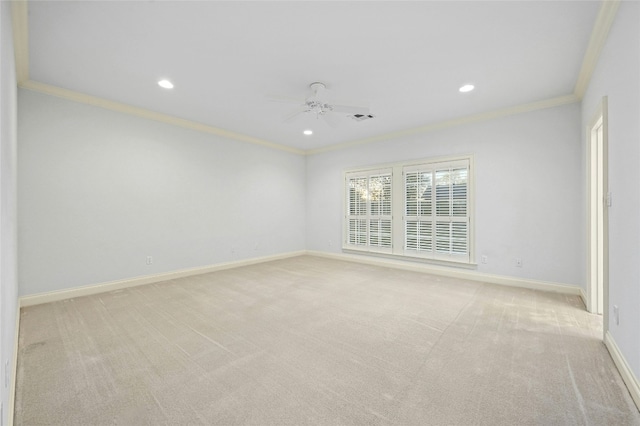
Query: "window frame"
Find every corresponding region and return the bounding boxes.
[343,154,475,266]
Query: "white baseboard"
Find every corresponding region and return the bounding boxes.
[604,331,640,411]
[579,287,588,309]
[20,249,581,308]
[307,250,581,295]
[8,307,19,426]
[19,251,306,307]
[19,249,580,308]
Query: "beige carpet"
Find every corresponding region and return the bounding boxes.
[14,255,640,425]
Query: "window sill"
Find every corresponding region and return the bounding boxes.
[342,247,478,270]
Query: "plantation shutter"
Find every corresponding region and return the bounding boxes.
[404,170,433,253]
[345,169,392,253]
[404,160,470,262]
[347,176,368,246]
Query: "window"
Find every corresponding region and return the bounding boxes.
[344,156,473,264]
[346,169,392,253]
[404,160,469,262]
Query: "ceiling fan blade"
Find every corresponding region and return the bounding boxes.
[331,104,370,115]
[282,105,308,123]
[266,94,305,104]
[321,112,341,128]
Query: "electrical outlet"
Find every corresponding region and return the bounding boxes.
[515,257,523,267]
[146,256,153,265]
[613,305,619,325]
[481,255,488,264]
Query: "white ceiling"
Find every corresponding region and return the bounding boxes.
[26,1,601,152]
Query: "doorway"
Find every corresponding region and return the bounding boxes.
[587,97,608,330]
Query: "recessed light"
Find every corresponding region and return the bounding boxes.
[303,130,313,136]
[459,84,475,93]
[158,79,174,89]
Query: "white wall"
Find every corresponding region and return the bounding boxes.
[307,103,583,286]
[0,2,19,425]
[18,89,306,296]
[581,1,640,381]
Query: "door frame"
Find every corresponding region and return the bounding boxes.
[586,96,609,334]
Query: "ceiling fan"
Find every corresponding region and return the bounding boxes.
[269,82,370,125]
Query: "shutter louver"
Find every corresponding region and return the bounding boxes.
[435,221,451,253]
[452,168,468,217]
[349,177,367,216]
[370,219,392,248]
[406,221,417,250]
[348,218,367,246]
[418,220,433,251]
[452,222,468,254]
[435,170,451,217]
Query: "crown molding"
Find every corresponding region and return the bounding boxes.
[307,94,580,155]
[574,0,621,99]
[20,80,305,155]
[11,0,29,84]
[12,1,618,155]
[22,80,578,157]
